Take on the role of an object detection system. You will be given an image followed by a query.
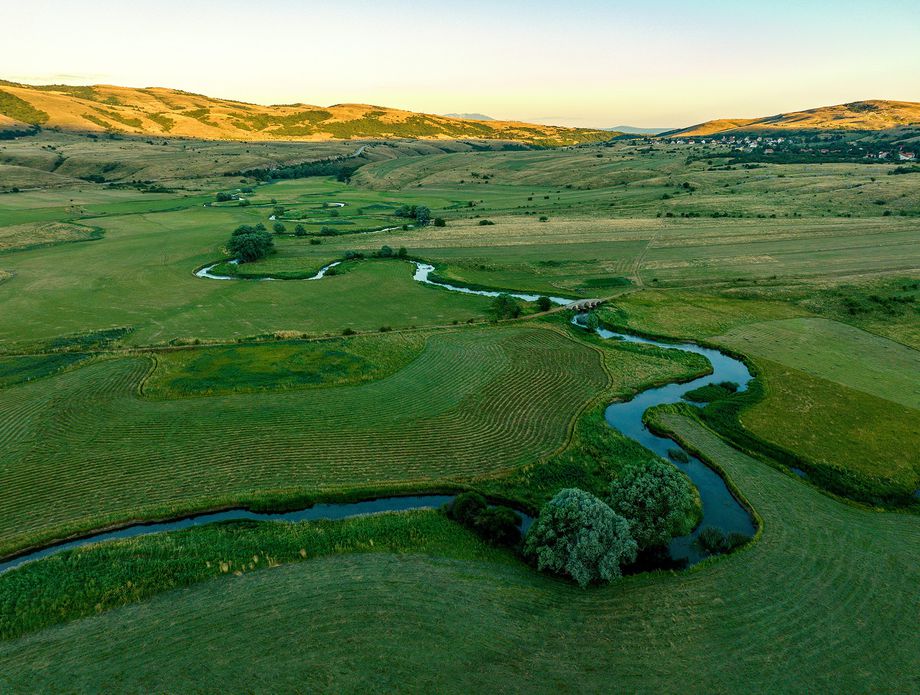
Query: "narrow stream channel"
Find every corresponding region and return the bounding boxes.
[579,318,757,564]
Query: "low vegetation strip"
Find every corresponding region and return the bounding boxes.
[0,326,607,557]
[0,222,102,253]
[0,415,916,692]
[716,317,920,409]
[0,510,514,641]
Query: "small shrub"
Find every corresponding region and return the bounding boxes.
[473,506,522,546]
[447,493,522,547]
[537,296,552,312]
[342,327,356,336]
[491,294,522,320]
[294,224,307,236]
[447,492,488,527]
[309,238,321,245]
[695,528,749,554]
[667,448,690,463]
[273,222,286,234]
[479,219,495,226]
[433,217,446,227]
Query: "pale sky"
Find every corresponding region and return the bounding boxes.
[4,0,919,128]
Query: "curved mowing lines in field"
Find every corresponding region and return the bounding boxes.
[0,327,606,555]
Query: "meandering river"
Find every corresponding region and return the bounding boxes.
[0,266,756,574]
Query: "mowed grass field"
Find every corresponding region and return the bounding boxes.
[0,325,608,556]
[715,318,920,495]
[0,415,916,693]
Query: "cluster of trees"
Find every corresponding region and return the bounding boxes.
[226,223,273,262]
[341,246,408,261]
[394,205,431,226]
[523,461,700,587]
[490,294,553,319]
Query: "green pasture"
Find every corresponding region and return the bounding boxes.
[716,317,920,409]
[145,332,427,398]
[740,358,920,496]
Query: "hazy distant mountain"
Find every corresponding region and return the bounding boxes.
[604,125,673,135]
[0,80,608,146]
[663,100,920,137]
[443,113,495,121]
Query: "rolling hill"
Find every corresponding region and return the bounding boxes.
[665,100,920,137]
[0,81,608,146]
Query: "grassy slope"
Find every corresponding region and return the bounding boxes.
[1,415,916,693]
[0,510,515,641]
[0,82,608,145]
[667,99,920,137]
[716,317,920,410]
[741,358,920,493]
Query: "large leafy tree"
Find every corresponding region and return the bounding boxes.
[524,488,637,587]
[608,461,698,550]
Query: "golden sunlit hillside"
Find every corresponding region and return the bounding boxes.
[0,81,609,146]
[666,100,920,137]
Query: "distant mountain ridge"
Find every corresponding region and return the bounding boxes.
[604,125,673,135]
[0,81,608,146]
[443,113,495,121]
[664,100,920,137]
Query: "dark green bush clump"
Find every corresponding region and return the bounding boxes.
[491,294,522,320]
[447,492,521,547]
[667,447,690,463]
[479,219,495,226]
[695,527,749,555]
[684,381,738,403]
